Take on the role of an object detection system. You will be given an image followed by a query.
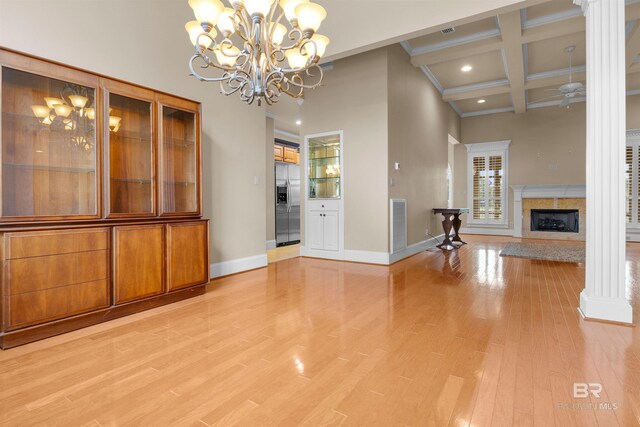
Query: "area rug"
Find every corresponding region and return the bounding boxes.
[499,242,585,263]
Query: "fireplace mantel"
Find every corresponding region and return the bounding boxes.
[511,184,586,237]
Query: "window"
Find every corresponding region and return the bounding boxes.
[627,131,640,227]
[466,141,510,225]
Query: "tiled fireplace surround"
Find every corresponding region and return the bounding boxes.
[511,185,586,241]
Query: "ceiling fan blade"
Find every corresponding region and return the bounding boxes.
[543,88,561,92]
[559,97,571,108]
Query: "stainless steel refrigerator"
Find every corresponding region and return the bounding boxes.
[275,162,300,246]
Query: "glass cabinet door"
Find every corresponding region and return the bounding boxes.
[104,81,155,216]
[308,134,341,199]
[159,97,200,215]
[1,62,99,220]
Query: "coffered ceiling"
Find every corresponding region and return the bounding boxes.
[402,0,640,117]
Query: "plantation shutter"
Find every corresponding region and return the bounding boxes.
[472,154,504,221]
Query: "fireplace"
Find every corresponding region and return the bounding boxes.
[530,209,579,233]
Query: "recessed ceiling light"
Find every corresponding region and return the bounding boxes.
[35,150,44,153]
[477,99,486,104]
[295,120,301,125]
[461,65,473,72]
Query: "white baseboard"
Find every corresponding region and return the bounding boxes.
[389,235,443,264]
[266,240,277,250]
[626,228,640,242]
[460,227,515,237]
[210,253,268,278]
[300,235,444,266]
[342,249,390,265]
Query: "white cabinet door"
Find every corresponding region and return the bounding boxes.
[309,210,325,250]
[323,211,339,251]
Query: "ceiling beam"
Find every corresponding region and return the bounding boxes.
[521,16,585,44]
[442,81,511,102]
[498,11,526,113]
[410,37,502,66]
[628,22,640,69]
[525,71,587,90]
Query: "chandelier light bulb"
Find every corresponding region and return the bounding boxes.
[31,105,50,119]
[214,45,241,67]
[68,95,89,109]
[243,0,274,17]
[216,8,236,35]
[54,104,73,118]
[188,0,224,25]
[294,2,326,33]
[305,34,329,57]
[268,22,287,45]
[44,97,64,109]
[186,20,216,47]
[85,108,95,120]
[285,49,308,69]
[42,117,53,125]
[279,0,308,23]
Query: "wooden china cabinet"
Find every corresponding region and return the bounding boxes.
[0,49,209,349]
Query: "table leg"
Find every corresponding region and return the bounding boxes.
[451,213,466,245]
[437,214,455,250]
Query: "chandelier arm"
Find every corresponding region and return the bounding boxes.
[189,55,239,82]
[283,65,324,90]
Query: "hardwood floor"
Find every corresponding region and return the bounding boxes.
[1,236,639,426]
[267,244,300,263]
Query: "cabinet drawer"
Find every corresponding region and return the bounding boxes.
[5,228,109,259]
[5,279,109,330]
[6,250,109,295]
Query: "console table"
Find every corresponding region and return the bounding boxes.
[432,208,469,250]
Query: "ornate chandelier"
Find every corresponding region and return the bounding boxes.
[185,0,329,105]
[30,84,122,151]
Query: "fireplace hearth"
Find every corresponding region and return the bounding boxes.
[530,209,579,233]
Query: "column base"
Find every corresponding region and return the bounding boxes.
[579,289,633,324]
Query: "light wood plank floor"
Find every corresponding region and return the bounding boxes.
[267,244,300,263]
[1,236,640,426]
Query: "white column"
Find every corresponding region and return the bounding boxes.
[576,0,632,323]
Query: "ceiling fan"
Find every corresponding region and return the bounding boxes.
[537,46,585,108]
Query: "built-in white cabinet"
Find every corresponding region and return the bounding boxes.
[309,209,339,251]
[304,131,343,256]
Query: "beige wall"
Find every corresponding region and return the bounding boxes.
[301,48,390,252]
[0,0,267,265]
[454,95,640,230]
[387,45,460,245]
[266,118,275,244]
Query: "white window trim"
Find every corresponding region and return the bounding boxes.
[465,140,511,226]
[628,130,640,229]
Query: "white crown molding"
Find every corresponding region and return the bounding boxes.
[448,101,463,117]
[443,79,510,97]
[526,65,586,81]
[274,128,300,140]
[420,65,444,94]
[524,7,583,28]
[409,28,501,56]
[500,48,510,80]
[461,107,514,118]
[465,140,511,152]
[400,40,413,55]
[628,129,640,138]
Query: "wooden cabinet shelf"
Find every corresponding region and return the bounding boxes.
[0,48,208,349]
